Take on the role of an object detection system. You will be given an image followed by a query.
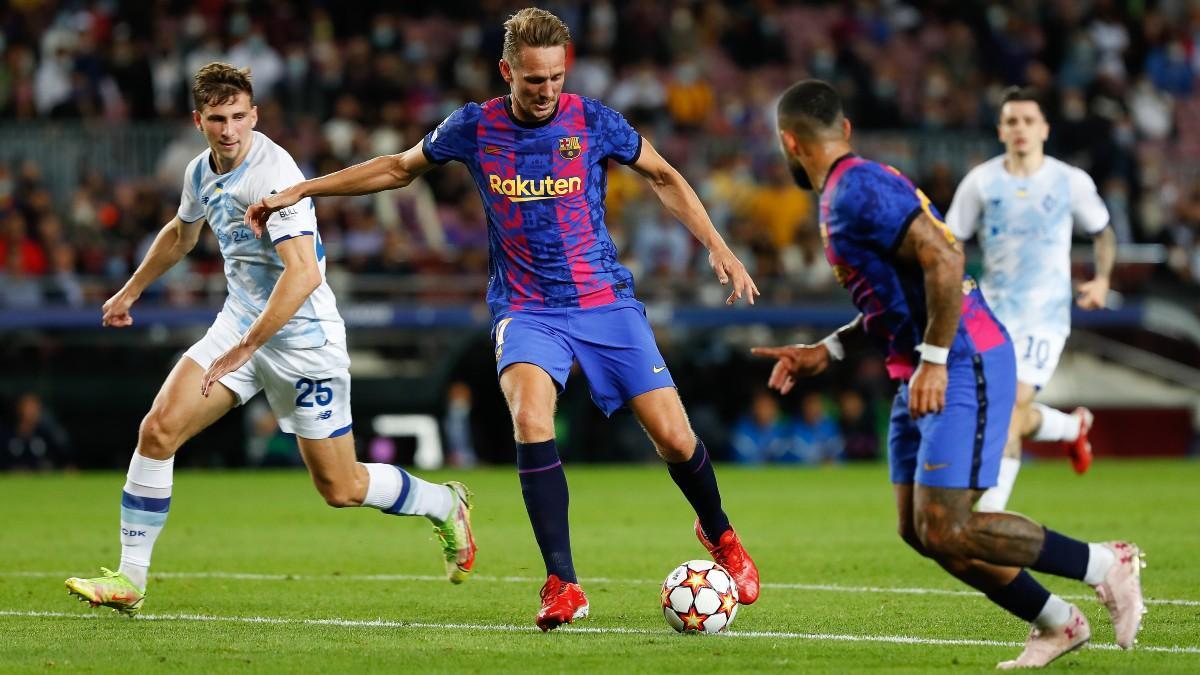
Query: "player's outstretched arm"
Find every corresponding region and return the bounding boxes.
[751,315,864,395]
[896,212,965,418]
[200,235,322,397]
[629,139,759,305]
[245,142,435,237]
[1077,226,1115,310]
[102,216,205,328]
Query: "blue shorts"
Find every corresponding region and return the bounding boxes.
[888,343,1016,489]
[491,299,676,416]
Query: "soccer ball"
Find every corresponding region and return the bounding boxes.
[660,559,739,634]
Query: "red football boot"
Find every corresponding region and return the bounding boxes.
[695,519,760,604]
[535,575,590,632]
[1065,407,1094,475]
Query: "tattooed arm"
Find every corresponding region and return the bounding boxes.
[894,212,965,418]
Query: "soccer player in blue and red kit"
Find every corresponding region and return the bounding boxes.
[248,8,761,631]
[753,80,1144,668]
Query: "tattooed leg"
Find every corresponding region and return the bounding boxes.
[914,484,1046,567]
[895,483,1019,593]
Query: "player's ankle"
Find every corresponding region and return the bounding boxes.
[1083,542,1116,585]
[118,563,148,592]
[1033,594,1072,630]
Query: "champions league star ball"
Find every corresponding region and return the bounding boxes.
[660,560,739,634]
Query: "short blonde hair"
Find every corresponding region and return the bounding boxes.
[502,7,571,64]
[192,62,253,111]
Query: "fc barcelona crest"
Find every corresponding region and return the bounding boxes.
[558,136,581,160]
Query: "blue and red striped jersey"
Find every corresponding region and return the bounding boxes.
[423,93,641,316]
[819,154,1009,380]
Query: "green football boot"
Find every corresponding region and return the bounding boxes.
[65,567,145,616]
[433,481,477,584]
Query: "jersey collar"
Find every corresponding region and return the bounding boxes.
[819,153,857,193]
[504,95,560,128]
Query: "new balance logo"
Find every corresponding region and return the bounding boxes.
[317,410,333,420]
[121,528,147,537]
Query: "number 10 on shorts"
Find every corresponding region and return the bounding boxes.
[1023,336,1050,369]
[295,378,333,407]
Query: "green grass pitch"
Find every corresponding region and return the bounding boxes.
[2,459,1197,672]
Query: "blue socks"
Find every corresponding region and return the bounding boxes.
[984,528,1092,624]
[666,440,731,543]
[516,437,731,583]
[517,440,576,583]
[985,570,1052,622]
[1031,528,1090,580]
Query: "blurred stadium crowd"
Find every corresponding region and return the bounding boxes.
[3,0,1200,311]
[3,1,1200,469]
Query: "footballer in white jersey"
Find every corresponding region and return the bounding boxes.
[64,64,475,618]
[947,154,1108,351]
[945,87,1117,512]
[178,129,349,437]
[179,129,344,351]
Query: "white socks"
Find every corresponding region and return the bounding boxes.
[1083,543,1116,585]
[362,463,453,523]
[1033,545,1115,629]
[978,405,1082,514]
[363,463,403,508]
[1034,593,1073,629]
[977,457,1021,512]
[118,452,174,591]
[1031,404,1080,442]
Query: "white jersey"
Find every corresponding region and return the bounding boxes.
[178,131,344,349]
[945,155,1108,337]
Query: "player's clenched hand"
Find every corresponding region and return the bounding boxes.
[101,289,138,327]
[708,246,760,305]
[1075,277,1109,310]
[201,343,255,397]
[244,187,301,239]
[907,362,947,419]
[750,344,831,395]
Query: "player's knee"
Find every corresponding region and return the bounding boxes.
[897,520,928,556]
[914,515,964,557]
[511,407,554,443]
[653,428,696,462]
[137,413,180,458]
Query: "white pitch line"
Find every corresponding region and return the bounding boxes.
[7,570,1198,607]
[1,609,1197,655]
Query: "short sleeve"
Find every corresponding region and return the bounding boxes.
[256,150,318,244]
[944,167,982,240]
[831,165,924,252]
[1068,167,1110,235]
[422,104,481,165]
[589,101,642,165]
[177,156,205,223]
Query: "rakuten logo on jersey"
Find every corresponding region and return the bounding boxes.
[488,174,582,202]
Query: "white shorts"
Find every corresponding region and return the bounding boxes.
[183,314,353,439]
[1008,328,1067,389]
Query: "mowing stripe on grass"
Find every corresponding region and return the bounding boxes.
[2,609,1197,655]
[8,570,1197,607]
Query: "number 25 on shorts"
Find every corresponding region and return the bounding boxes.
[295,378,333,408]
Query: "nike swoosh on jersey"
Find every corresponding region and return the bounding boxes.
[653,365,667,374]
[923,462,949,471]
